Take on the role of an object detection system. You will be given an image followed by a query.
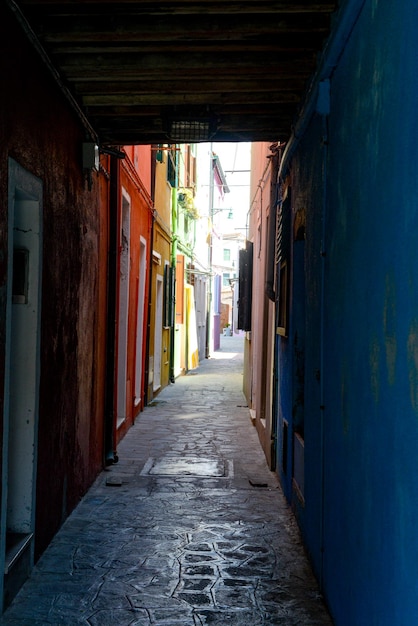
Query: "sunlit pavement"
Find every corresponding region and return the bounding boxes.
[1,334,333,625]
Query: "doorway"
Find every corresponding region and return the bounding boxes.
[116,190,131,428]
[153,275,163,391]
[1,160,43,609]
[134,237,147,409]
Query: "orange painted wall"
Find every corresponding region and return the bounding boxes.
[115,151,153,442]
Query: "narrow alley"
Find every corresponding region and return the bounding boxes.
[1,335,332,626]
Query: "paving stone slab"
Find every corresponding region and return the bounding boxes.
[143,457,226,477]
[0,336,332,626]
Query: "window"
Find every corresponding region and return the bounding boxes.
[213,275,221,315]
[276,261,288,336]
[185,144,197,188]
[223,272,230,287]
[167,145,177,187]
[163,263,174,328]
[155,144,163,163]
[12,248,29,304]
[223,248,231,262]
[175,255,184,324]
[275,188,291,337]
[187,263,195,286]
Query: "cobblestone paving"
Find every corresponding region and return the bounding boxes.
[1,336,333,625]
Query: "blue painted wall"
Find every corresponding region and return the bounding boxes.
[278,0,418,623]
[275,116,326,579]
[324,1,418,623]
[292,117,326,580]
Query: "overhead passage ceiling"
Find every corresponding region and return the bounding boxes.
[8,0,337,144]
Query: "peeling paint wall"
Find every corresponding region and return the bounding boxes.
[115,150,153,443]
[244,142,278,466]
[1,7,106,559]
[284,0,418,623]
[280,116,325,577]
[149,149,173,397]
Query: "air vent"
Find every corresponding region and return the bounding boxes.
[167,119,216,143]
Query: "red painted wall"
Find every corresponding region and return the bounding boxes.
[124,145,152,195]
[1,6,107,558]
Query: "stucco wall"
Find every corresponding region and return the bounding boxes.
[324,2,418,622]
[116,155,153,442]
[283,116,325,577]
[1,7,106,558]
[149,151,173,398]
[245,142,271,453]
[287,1,418,623]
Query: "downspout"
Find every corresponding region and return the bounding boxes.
[205,146,214,358]
[143,216,154,407]
[318,86,330,592]
[144,149,157,406]
[170,186,178,383]
[104,155,119,465]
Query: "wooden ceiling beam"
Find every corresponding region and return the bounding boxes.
[11,0,337,144]
[96,123,292,144]
[93,107,294,125]
[50,42,324,56]
[20,1,336,16]
[37,15,331,44]
[75,78,308,95]
[57,52,315,78]
[82,90,301,107]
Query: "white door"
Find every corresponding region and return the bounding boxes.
[1,160,42,607]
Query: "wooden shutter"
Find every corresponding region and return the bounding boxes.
[237,241,253,331]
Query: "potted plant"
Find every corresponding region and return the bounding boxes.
[223,323,232,336]
[178,188,199,220]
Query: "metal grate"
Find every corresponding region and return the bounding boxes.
[168,120,213,142]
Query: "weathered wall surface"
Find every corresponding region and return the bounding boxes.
[323,2,418,622]
[285,1,418,623]
[149,151,173,398]
[1,7,106,558]
[244,142,270,455]
[116,154,153,441]
[281,116,325,578]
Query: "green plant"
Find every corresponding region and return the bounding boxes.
[178,188,199,219]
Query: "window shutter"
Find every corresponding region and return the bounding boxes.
[238,241,253,331]
[276,188,291,336]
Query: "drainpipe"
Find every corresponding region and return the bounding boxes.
[143,215,154,407]
[318,87,330,592]
[205,146,214,358]
[144,149,157,405]
[170,187,178,383]
[104,155,119,465]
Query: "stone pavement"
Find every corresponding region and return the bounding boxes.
[1,335,333,625]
